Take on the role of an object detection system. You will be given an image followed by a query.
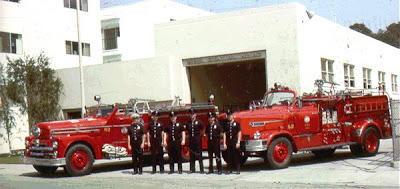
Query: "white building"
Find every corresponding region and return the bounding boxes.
[0,0,102,70]
[57,2,400,117]
[0,0,102,154]
[100,0,213,63]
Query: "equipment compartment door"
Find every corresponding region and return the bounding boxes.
[292,107,320,134]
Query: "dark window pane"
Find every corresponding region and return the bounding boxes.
[66,41,71,54]
[72,41,79,55]
[70,0,77,9]
[0,32,10,53]
[104,28,117,50]
[80,0,88,11]
[64,0,69,8]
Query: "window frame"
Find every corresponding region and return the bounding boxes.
[392,74,398,92]
[343,64,355,88]
[378,71,386,91]
[65,40,90,57]
[362,68,372,89]
[321,58,335,83]
[102,27,120,51]
[64,0,88,12]
[0,31,22,54]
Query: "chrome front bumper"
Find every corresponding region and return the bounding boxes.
[245,139,268,152]
[21,156,66,166]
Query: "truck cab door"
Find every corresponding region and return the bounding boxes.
[291,106,320,134]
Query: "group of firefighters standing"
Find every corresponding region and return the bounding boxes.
[127,109,242,175]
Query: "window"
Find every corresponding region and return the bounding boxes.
[321,58,334,83]
[392,74,398,92]
[363,68,372,89]
[65,40,90,56]
[0,31,22,54]
[102,27,119,50]
[1,0,20,3]
[64,0,88,12]
[378,71,386,91]
[344,64,355,87]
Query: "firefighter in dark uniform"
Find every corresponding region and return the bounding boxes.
[185,109,204,173]
[163,111,186,174]
[205,112,223,174]
[128,113,146,175]
[223,109,242,174]
[147,110,164,174]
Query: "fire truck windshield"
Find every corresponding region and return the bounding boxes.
[263,92,295,107]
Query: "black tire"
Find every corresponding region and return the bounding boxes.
[266,137,292,169]
[65,144,94,176]
[312,149,336,158]
[33,165,58,175]
[361,127,380,156]
[350,144,363,156]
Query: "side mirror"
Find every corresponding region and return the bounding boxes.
[297,96,303,109]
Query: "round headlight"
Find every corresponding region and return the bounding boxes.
[254,131,261,139]
[25,139,29,147]
[52,141,58,149]
[32,127,41,138]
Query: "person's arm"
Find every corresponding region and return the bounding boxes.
[128,135,131,150]
[223,132,227,150]
[141,133,146,149]
[236,123,242,149]
[147,131,151,148]
[163,127,168,147]
[181,129,186,146]
[236,131,242,149]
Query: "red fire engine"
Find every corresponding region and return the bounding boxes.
[22,96,217,176]
[220,81,392,169]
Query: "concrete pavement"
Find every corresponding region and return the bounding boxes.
[0,139,398,188]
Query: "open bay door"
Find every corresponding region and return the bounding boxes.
[183,50,267,112]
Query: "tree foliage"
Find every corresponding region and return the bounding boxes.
[0,63,15,153]
[3,52,63,129]
[349,22,400,48]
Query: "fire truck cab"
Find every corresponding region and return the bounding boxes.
[221,81,392,169]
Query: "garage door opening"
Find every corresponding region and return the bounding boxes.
[188,59,266,112]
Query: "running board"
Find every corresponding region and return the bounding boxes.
[299,142,358,151]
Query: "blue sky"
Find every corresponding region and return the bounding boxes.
[100,0,399,32]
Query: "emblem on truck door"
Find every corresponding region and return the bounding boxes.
[304,116,310,123]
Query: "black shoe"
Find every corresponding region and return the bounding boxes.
[139,172,142,175]
[236,171,240,175]
[168,171,173,174]
[133,171,138,175]
[200,171,204,174]
[179,171,182,174]
[217,171,222,175]
[151,171,155,174]
[207,171,214,174]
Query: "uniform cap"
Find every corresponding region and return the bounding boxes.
[131,113,140,119]
[169,111,177,117]
[226,109,234,116]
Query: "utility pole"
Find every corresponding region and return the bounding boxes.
[76,0,86,118]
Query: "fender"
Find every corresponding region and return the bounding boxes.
[352,119,383,143]
[58,135,101,159]
[262,130,297,151]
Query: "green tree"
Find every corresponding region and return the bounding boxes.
[375,22,400,48]
[0,63,16,154]
[349,23,373,37]
[5,52,63,130]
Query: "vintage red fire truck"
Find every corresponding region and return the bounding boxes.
[220,81,392,169]
[22,96,217,176]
